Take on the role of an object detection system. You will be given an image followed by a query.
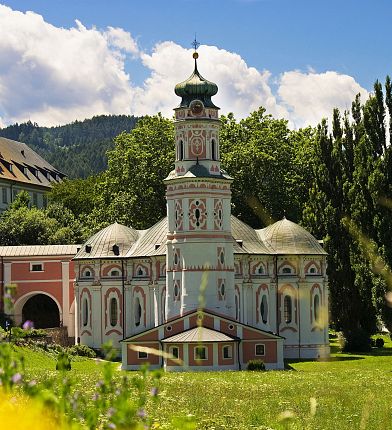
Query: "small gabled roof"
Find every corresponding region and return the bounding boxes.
[162,326,238,343]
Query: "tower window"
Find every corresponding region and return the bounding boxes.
[179,140,184,161]
[211,139,216,160]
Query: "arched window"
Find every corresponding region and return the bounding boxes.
[314,294,320,323]
[309,267,316,274]
[110,297,118,327]
[284,295,292,324]
[85,270,91,277]
[235,295,239,320]
[83,298,88,327]
[110,270,120,277]
[135,297,142,327]
[179,140,184,161]
[258,266,264,275]
[211,139,216,160]
[260,295,268,324]
[282,267,292,274]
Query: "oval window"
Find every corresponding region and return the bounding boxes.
[220,283,225,297]
[110,297,118,327]
[260,295,268,324]
[220,252,225,264]
[174,284,179,298]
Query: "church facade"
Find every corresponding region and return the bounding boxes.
[73,51,330,370]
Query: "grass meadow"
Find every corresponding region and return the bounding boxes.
[17,334,392,430]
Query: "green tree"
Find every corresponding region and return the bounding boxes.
[219,108,302,227]
[87,114,174,230]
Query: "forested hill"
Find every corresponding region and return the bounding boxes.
[0,115,139,178]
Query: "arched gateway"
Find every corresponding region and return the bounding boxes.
[22,294,60,328]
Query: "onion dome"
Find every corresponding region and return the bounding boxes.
[174,52,219,108]
[74,222,140,259]
[258,218,327,255]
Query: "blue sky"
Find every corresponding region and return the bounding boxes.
[0,0,391,127]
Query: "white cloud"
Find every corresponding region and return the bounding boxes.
[278,70,369,128]
[0,4,369,129]
[0,4,136,126]
[131,42,288,120]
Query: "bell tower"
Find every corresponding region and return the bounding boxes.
[164,43,235,321]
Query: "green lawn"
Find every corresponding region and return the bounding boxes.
[18,335,392,430]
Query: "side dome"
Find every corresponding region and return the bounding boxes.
[258,218,327,255]
[74,222,140,259]
[174,55,218,108]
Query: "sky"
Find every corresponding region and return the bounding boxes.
[0,0,391,128]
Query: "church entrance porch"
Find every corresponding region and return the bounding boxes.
[121,309,285,371]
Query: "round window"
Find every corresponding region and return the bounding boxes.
[166,325,172,332]
[228,324,234,330]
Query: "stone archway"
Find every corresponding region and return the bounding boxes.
[22,294,60,329]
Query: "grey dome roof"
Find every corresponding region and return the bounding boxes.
[231,216,271,254]
[74,222,140,259]
[258,218,326,255]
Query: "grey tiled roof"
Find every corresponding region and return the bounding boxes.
[162,326,237,343]
[127,217,168,257]
[0,244,80,257]
[258,218,327,255]
[0,137,65,188]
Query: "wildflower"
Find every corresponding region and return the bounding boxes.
[150,387,159,397]
[92,393,99,401]
[22,320,34,330]
[137,409,147,419]
[28,380,37,387]
[107,407,116,418]
[108,423,116,429]
[96,380,104,388]
[11,373,22,384]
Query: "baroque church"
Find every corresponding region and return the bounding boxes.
[73,50,330,370]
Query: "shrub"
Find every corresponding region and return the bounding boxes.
[55,352,71,371]
[375,338,385,348]
[67,344,96,358]
[246,359,266,371]
[339,329,372,352]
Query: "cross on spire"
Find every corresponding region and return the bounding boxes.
[191,36,200,52]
